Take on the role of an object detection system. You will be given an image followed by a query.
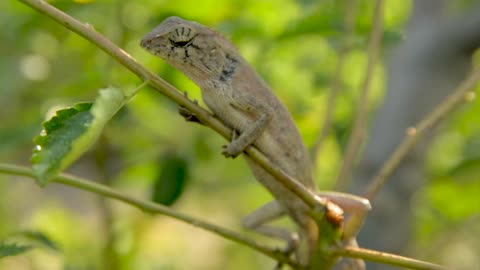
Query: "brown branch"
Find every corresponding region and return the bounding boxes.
[0,163,299,268]
[364,78,479,200]
[332,246,448,270]
[310,0,359,164]
[335,0,384,190]
[344,69,480,239]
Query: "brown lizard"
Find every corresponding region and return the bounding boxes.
[140,16,370,266]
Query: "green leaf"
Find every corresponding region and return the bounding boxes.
[0,242,33,259]
[0,231,59,260]
[31,87,125,185]
[16,231,59,251]
[151,155,189,206]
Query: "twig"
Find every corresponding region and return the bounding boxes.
[331,246,448,270]
[344,68,480,239]
[335,0,384,190]
[364,80,478,201]
[0,163,299,268]
[310,0,359,164]
[16,0,320,210]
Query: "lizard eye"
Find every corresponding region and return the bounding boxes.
[169,39,192,47]
[169,26,195,48]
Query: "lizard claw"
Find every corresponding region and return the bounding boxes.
[178,106,202,123]
[183,92,199,104]
[222,130,242,158]
[222,144,241,158]
[273,233,299,270]
[178,91,202,123]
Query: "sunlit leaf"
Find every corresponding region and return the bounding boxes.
[31,87,125,185]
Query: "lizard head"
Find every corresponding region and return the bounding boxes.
[141,16,235,84]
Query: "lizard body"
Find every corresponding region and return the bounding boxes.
[141,16,322,265]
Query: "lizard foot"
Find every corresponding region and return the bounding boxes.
[178,105,202,123]
[178,91,202,123]
[222,130,244,158]
[222,142,243,158]
[273,233,299,270]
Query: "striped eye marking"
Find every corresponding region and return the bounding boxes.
[169,27,195,48]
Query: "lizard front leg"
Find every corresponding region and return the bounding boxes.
[222,92,274,158]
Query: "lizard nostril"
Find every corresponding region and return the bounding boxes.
[140,38,151,48]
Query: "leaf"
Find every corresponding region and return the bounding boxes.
[31,87,125,185]
[0,231,59,260]
[0,242,33,259]
[151,155,189,206]
[16,231,59,251]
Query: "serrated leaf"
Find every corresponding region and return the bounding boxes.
[31,87,125,185]
[0,242,33,259]
[151,155,189,206]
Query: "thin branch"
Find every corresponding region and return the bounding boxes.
[2,164,448,270]
[331,246,448,270]
[344,68,480,239]
[310,0,359,164]
[335,0,384,190]
[364,75,480,200]
[16,0,321,210]
[0,163,299,268]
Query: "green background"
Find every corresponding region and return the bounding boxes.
[1,0,479,269]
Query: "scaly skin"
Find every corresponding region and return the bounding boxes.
[141,16,318,265]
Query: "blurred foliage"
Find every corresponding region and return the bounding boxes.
[0,231,58,261]
[151,154,189,206]
[0,243,32,260]
[0,0,479,269]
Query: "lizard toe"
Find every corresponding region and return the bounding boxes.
[221,144,241,158]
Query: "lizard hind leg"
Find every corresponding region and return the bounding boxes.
[242,200,300,262]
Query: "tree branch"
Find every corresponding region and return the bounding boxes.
[335,0,384,190]
[344,68,480,239]
[0,163,299,268]
[331,246,447,270]
[2,163,448,269]
[310,0,359,164]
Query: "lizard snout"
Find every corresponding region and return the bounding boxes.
[140,37,152,49]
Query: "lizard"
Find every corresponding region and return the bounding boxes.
[140,16,370,266]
